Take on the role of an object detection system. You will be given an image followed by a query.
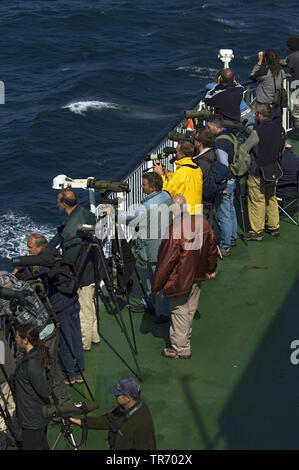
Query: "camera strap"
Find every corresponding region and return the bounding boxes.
[179,164,199,169]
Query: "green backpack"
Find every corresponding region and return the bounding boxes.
[215,134,251,177]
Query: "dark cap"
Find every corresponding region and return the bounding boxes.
[108,377,141,398]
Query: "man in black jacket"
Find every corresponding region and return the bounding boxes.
[243,104,284,240]
[193,129,218,233]
[69,377,156,450]
[51,190,100,352]
[204,68,244,122]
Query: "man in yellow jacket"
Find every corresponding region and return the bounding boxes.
[153,140,203,215]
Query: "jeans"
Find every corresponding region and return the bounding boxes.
[141,262,170,318]
[215,180,238,249]
[56,301,85,380]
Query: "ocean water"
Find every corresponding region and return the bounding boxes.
[0,0,298,267]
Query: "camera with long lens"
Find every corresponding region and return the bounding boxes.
[144,153,165,162]
[42,400,99,419]
[87,178,130,194]
[184,109,252,136]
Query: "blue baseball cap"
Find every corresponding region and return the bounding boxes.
[108,377,141,398]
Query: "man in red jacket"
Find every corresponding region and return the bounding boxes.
[152,195,217,359]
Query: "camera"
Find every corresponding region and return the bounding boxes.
[144,153,165,162]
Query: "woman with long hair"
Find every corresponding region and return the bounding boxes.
[13,323,52,450]
[250,48,285,109]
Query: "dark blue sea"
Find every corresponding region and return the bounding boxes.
[0,0,298,267]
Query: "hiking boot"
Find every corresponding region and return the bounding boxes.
[74,375,84,384]
[219,247,231,257]
[264,228,280,237]
[161,348,191,359]
[244,231,264,241]
[64,377,76,386]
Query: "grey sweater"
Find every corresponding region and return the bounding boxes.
[250,64,285,104]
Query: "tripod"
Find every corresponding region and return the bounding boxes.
[51,417,78,450]
[26,275,94,401]
[235,176,248,245]
[0,364,22,448]
[76,219,143,382]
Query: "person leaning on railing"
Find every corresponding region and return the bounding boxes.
[249,48,285,119]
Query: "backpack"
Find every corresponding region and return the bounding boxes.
[215,134,251,177]
[0,280,50,332]
[180,161,230,201]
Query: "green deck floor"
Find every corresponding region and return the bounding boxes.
[47,133,299,450]
[47,208,299,450]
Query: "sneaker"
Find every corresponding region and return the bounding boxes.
[264,228,280,237]
[230,240,237,247]
[219,247,231,257]
[161,348,191,359]
[244,231,264,241]
[64,377,76,386]
[74,375,84,384]
[154,315,171,324]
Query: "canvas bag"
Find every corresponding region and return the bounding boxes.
[215,134,251,177]
[272,71,288,108]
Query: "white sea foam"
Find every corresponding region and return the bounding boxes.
[176,66,218,78]
[0,211,56,260]
[63,100,121,115]
[214,17,244,27]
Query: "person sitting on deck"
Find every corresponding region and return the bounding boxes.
[276,143,299,200]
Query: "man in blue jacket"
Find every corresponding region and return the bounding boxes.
[13,234,85,387]
[123,173,172,323]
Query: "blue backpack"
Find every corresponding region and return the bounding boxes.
[199,157,231,201]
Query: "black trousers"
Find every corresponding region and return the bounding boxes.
[22,426,49,450]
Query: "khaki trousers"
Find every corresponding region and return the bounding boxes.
[78,283,100,350]
[169,281,201,357]
[247,175,280,234]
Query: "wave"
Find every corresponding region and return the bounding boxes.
[0,212,56,261]
[62,100,121,115]
[176,66,218,78]
[213,17,245,28]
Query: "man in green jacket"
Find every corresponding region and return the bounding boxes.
[69,377,156,450]
[53,190,100,351]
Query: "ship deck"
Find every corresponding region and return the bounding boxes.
[47,134,299,451]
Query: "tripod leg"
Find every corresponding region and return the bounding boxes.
[125,292,138,355]
[45,299,95,401]
[96,243,143,381]
[134,267,156,315]
[51,431,63,450]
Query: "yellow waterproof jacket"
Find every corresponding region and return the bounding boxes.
[162,157,203,215]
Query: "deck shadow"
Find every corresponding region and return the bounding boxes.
[215,274,299,449]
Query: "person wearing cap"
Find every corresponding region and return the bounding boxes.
[69,377,156,450]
